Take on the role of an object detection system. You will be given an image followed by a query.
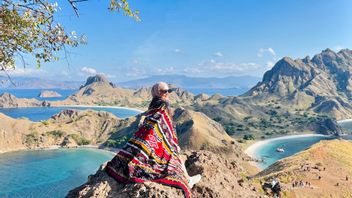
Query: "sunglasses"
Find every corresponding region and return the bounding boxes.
[160,88,175,94]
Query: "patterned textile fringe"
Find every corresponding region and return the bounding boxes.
[106,104,191,198]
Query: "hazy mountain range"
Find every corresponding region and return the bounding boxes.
[0,77,82,89]
[0,75,261,96]
[117,74,260,89]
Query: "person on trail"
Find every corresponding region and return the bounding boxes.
[105,82,201,198]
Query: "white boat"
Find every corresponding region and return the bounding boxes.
[276,147,285,152]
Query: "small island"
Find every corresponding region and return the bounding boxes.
[38,90,62,98]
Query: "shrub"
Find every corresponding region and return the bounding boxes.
[46,130,66,138]
[69,134,91,145]
[243,134,255,140]
[106,136,128,148]
[213,117,222,122]
[224,125,236,135]
[243,116,252,122]
[238,139,246,143]
[316,162,323,167]
[265,132,274,136]
[25,132,39,145]
[41,120,49,126]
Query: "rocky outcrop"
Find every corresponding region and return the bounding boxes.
[0,92,45,108]
[66,150,261,198]
[194,93,209,102]
[38,90,62,98]
[82,75,113,88]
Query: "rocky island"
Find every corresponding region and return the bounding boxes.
[38,90,62,98]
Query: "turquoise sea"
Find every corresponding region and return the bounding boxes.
[0,89,76,101]
[0,106,141,121]
[0,89,142,121]
[0,89,141,197]
[251,134,352,169]
[0,148,114,198]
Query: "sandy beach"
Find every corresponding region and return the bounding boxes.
[337,119,352,123]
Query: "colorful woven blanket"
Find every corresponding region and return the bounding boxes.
[106,104,191,198]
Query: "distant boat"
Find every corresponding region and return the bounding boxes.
[276,147,285,152]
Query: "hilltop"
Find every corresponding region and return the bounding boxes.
[245,48,352,120]
[254,139,352,197]
[193,49,352,138]
[67,150,261,198]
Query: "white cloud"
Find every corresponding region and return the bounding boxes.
[268,48,276,56]
[6,68,47,76]
[181,60,260,76]
[214,52,223,57]
[257,48,276,58]
[125,67,147,77]
[81,67,97,75]
[182,67,202,74]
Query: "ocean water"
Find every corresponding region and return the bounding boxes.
[0,106,140,121]
[253,135,336,169]
[0,148,115,198]
[252,132,352,169]
[0,89,76,101]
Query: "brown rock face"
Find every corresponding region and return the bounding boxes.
[243,48,352,119]
[173,108,242,157]
[0,92,44,108]
[66,150,261,198]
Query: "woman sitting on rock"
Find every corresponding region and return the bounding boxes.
[105,82,200,198]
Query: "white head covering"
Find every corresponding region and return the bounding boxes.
[151,82,169,98]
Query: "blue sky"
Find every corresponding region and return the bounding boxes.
[9,0,352,82]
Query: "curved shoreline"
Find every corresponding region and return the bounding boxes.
[337,119,352,124]
[244,134,330,169]
[52,105,144,113]
[1,144,119,156]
